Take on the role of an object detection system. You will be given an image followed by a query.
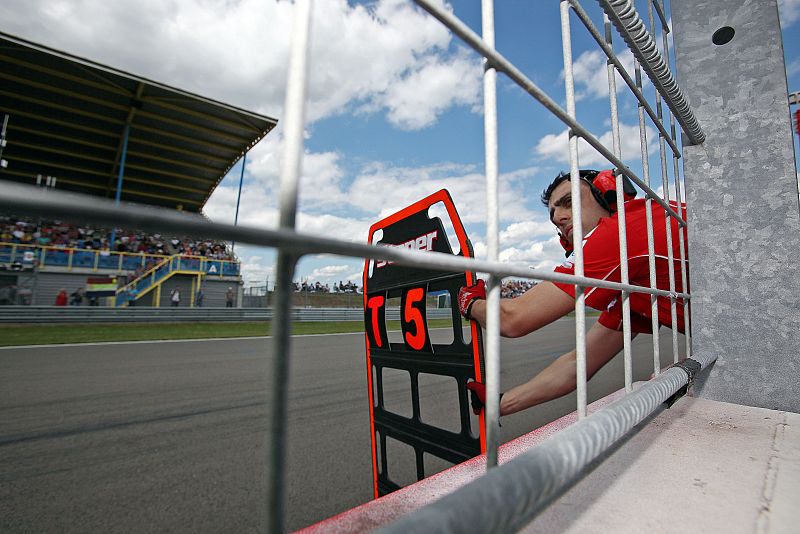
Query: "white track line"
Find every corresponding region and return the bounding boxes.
[0,328,456,350]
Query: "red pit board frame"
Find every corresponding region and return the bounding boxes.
[362,189,485,498]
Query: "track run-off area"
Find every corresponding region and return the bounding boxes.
[0,318,684,532]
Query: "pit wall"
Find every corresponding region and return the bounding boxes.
[673,0,800,411]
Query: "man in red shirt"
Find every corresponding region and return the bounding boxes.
[459,169,687,416]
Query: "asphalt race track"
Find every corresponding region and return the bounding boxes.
[0,318,684,533]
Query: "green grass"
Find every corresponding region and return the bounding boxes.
[0,318,461,347]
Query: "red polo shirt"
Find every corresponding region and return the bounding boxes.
[553,199,688,333]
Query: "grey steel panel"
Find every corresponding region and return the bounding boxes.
[672,0,800,412]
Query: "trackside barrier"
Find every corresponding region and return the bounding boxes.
[0,242,240,276]
[0,0,709,531]
[0,306,452,324]
[376,356,714,534]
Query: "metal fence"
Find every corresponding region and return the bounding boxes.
[0,1,716,532]
[0,305,452,324]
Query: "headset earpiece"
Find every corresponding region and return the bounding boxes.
[584,169,636,213]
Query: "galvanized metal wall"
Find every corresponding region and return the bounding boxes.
[672,0,800,412]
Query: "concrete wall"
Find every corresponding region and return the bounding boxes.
[34,272,99,306]
[0,269,240,308]
[199,279,239,308]
[673,0,800,411]
[158,275,196,308]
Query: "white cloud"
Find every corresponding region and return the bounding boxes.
[372,49,482,130]
[347,163,539,224]
[788,58,800,77]
[569,49,641,101]
[779,0,800,27]
[499,220,553,245]
[306,264,360,285]
[238,252,275,285]
[296,212,372,242]
[469,218,564,273]
[534,122,658,167]
[1,0,477,128]
[653,183,686,204]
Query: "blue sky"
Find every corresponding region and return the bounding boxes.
[2,0,799,288]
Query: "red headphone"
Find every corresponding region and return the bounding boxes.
[582,169,637,213]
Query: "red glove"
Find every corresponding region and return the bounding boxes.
[466,380,486,415]
[466,380,504,416]
[458,279,486,319]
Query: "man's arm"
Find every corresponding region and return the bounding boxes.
[499,321,627,416]
[468,281,574,338]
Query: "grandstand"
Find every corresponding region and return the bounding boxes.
[0,32,277,307]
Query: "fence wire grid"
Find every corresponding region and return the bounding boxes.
[0,1,718,532]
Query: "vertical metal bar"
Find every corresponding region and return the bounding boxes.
[648,2,680,364]
[110,123,131,247]
[658,1,692,360]
[232,152,247,255]
[268,0,312,532]
[560,0,587,419]
[481,0,501,470]
[635,59,661,377]
[0,115,8,166]
[603,13,633,393]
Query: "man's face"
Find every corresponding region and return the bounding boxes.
[547,179,609,245]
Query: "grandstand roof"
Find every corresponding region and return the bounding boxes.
[0,32,277,213]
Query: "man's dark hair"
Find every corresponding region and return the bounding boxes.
[541,169,614,209]
[540,172,572,207]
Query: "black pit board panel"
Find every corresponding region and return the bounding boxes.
[362,189,485,498]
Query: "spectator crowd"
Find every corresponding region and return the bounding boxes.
[501,279,537,298]
[287,279,530,297]
[291,280,361,293]
[1,215,236,261]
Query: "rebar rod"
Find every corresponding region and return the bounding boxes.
[597,0,704,145]
[568,0,680,158]
[481,0,501,470]
[378,352,716,534]
[411,0,687,227]
[603,13,633,393]
[268,0,312,531]
[560,0,588,419]
[0,181,691,300]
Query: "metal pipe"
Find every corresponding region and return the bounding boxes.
[560,0,588,419]
[0,181,691,300]
[603,12,633,393]
[411,0,686,227]
[268,1,313,532]
[231,152,247,255]
[481,0,501,470]
[645,3,680,364]
[110,122,131,246]
[568,0,680,158]
[651,0,669,33]
[635,60,661,376]
[659,12,693,361]
[378,352,716,534]
[597,0,704,145]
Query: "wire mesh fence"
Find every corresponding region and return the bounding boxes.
[0,1,717,531]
